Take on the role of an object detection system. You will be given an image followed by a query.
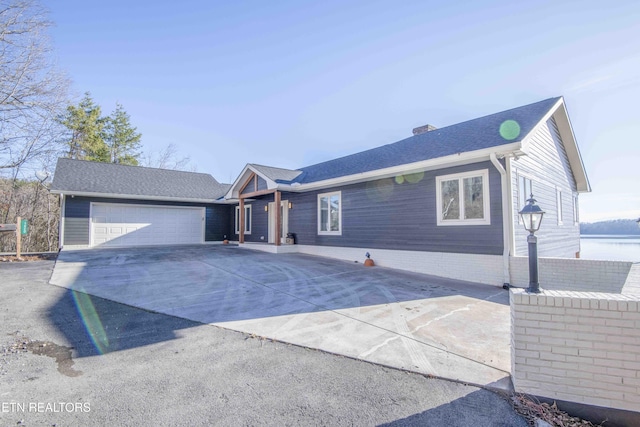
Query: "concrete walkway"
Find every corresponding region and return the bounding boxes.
[50,245,512,390]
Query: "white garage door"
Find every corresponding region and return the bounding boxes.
[91,203,204,247]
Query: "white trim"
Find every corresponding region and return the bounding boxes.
[235,204,252,235]
[516,172,533,225]
[295,244,504,286]
[89,202,205,247]
[48,190,222,204]
[59,194,66,248]
[506,156,517,256]
[317,191,342,235]
[225,164,279,199]
[490,153,511,286]
[275,143,524,194]
[556,187,563,225]
[435,169,491,226]
[573,193,579,225]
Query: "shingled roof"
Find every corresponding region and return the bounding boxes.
[289,97,562,184]
[50,158,230,202]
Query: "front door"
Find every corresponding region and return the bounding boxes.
[268,200,288,244]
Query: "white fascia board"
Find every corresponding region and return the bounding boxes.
[225,164,278,199]
[552,102,591,193]
[225,164,255,199]
[519,97,564,155]
[519,97,591,193]
[48,190,223,204]
[277,143,523,193]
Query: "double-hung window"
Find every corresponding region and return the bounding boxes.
[317,191,341,235]
[235,204,252,235]
[436,170,490,226]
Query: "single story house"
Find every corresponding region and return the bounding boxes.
[51,96,590,286]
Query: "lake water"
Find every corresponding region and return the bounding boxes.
[580,235,640,262]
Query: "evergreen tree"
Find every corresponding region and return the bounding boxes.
[59,92,108,162]
[104,103,142,165]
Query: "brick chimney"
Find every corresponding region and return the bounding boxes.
[412,124,437,135]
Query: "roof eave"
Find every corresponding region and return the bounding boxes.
[276,142,524,192]
[49,189,225,204]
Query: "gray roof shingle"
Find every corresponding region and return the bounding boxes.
[51,158,230,201]
[290,97,561,184]
[249,164,302,183]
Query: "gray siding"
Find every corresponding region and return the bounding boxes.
[257,176,268,191]
[511,117,580,257]
[63,197,91,245]
[240,175,268,195]
[285,161,504,255]
[63,197,232,245]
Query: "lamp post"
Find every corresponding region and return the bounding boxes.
[519,195,545,293]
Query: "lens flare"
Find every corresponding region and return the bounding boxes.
[404,171,425,184]
[395,175,405,184]
[72,290,109,354]
[499,120,521,140]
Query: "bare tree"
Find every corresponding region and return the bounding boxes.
[142,143,195,171]
[0,0,69,171]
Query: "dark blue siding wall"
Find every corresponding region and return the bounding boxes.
[205,205,233,241]
[235,199,270,242]
[286,161,504,255]
[257,176,268,191]
[63,197,232,245]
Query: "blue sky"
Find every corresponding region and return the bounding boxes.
[45,0,640,222]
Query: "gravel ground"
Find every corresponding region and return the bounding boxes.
[0,260,528,427]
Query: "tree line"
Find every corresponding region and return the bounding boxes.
[580,219,640,236]
[0,0,190,253]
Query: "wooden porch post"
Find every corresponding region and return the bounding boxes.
[274,191,281,246]
[239,198,245,244]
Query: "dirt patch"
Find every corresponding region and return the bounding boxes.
[3,336,82,377]
[0,253,57,262]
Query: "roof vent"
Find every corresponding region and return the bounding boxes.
[412,124,437,135]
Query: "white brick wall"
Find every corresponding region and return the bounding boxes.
[509,256,635,293]
[511,288,640,412]
[296,245,504,286]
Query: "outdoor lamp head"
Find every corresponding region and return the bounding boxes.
[519,195,545,233]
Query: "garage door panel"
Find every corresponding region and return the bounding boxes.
[91,203,204,247]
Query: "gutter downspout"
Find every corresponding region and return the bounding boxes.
[59,193,66,249]
[490,153,511,287]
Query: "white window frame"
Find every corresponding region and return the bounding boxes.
[556,188,563,225]
[517,174,533,224]
[317,191,342,235]
[436,169,491,226]
[573,193,579,225]
[235,204,252,235]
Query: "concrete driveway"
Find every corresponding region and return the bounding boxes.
[50,245,512,390]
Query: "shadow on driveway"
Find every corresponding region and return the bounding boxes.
[48,288,200,357]
[49,245,512,390]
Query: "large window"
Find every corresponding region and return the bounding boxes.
[436,170,490,226]
[317,191,341,235]
[235,204,251,235]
